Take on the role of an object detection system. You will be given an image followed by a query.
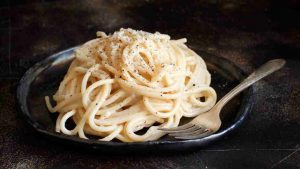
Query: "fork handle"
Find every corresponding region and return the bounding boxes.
[215,59,286,110]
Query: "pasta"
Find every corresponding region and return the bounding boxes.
[45,28,217,142]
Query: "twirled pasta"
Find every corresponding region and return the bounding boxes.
[45,28,217,142]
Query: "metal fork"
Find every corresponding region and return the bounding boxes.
[159,59,286,140]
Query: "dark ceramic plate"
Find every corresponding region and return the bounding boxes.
[17,47,254,153]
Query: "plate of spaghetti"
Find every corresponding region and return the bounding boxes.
[17,28,254,153]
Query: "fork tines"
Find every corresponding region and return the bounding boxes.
[159,124,211,139]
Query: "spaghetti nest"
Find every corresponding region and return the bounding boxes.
[45,28,217,142]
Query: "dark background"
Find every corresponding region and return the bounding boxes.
[0,0,299,168]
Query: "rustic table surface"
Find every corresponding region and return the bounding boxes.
[0,0,299,168]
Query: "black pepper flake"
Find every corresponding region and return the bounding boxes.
[193,84,195,86]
